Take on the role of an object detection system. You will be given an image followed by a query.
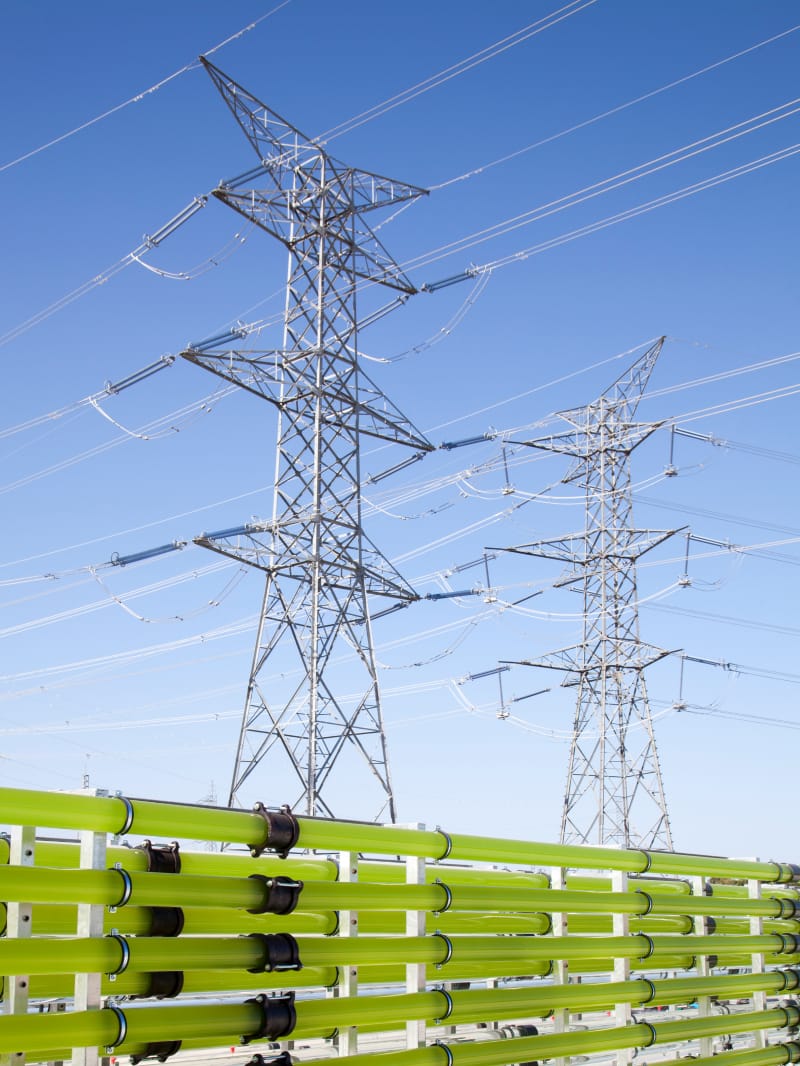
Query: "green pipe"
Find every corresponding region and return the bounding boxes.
[16,966,339,1001]
[6,864,791,928]
[30,838,337,880]
[0,930,717,979]
[22,902,334,937]
[6,984,798,1059]
[2,785,797,881]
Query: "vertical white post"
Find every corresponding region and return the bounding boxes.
[334,851,359,1057]
[3,826,35,1066]
[71,790,109,1066]
[749,875,766,1050]
[690,875,713,1058]
[612,870,631,1066]
[406,824,427,1050]
[551,867,570,1066]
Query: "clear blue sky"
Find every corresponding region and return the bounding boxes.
[1,1,799,860]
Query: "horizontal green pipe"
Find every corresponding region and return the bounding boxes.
[7,991,798,1059]
[0,864,265,909]
[670,1044,800,1066]
[15,965,340,1001]
[34,838,338,880]
[2,786,797,881]
[14,902,335,937]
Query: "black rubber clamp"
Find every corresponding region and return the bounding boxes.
[639,850,653,873]
[106,1004,128,1048]
[635,890,654,916]
[148,907,185,937]
[435,827,453,860]
[107,933,131,975]
[640,977,657,1004]
[707,954,718,968]
[637,933,655,960]
[242,992,297,1044]
[117,797,135,836]
[137,840,181,874]
[130,1040,182,1064]
[779,898,799,919]
[247,932,302,973]
[704,917,717,935]
[131,971,184,1000]
[250,803,300,859]
[113,867,133,908]
[783,1041,800,1063]
[434,932,453,968]
[247,874,304,915]
[433,880,453,915]
[244,1054,294,1066]
[433,988,454,1023]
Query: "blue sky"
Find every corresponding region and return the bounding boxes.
[1,1,799,859]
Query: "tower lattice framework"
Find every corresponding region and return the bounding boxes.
[505,338,674,848]
[182,60,432,820]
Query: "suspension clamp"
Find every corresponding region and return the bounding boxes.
[247,875,304,915]
[250,803,300,858]
[242,992,297,1044]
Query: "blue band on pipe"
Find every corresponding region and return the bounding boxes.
[434,989,454,1023]
[635,890,654,916]
[106,1005,128,1049]
[640,977,657,1003]
[107,934,131,976]
[433,1041,454,1066]
[117,797,135,836]
[434,932,453,967]
[435,826,453,860]
[638,934,655,959]
[113,868,133,908]
[433,880,453,915]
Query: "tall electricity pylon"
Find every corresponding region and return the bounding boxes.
[182,60,432,820]
[503,338,675,848]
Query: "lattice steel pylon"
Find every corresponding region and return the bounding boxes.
[181,60,433,820]
[502,338,675,848]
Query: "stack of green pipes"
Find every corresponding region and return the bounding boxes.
[2,785,800,1064]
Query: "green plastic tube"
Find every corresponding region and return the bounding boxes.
[2,786,797,881]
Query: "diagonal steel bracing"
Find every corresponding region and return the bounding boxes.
[504,338,675,848]
[182,61,432,820]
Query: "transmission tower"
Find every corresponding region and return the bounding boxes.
[182,60,432,820]
[503,338,675,848]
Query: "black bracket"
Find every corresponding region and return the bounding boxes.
[250,803,300,859]
[247,875,304,915]
[247,933,302,973]
[244,1055,294,1066]
[242,992,297,1044]
[148,907,185,937]
[136,840,181,874]
[130,1041,182,1064]
[130,971,184,1000]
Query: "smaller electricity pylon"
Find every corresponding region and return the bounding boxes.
[182,60,433,821]
[501,338,675,849]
